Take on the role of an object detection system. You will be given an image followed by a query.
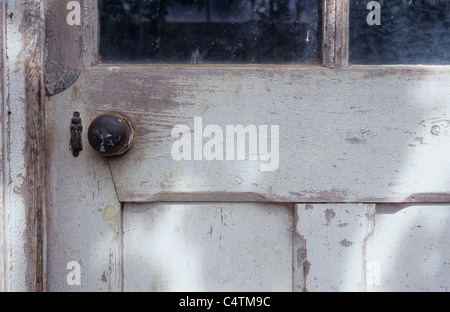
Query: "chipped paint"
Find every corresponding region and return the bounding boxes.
[362,205,376,291]
[108,66,121,73]
[325,209,336,226]
[339,239,353,247]
[295,235,310,292]
[102,205,118,221]
[295,204,377,291]
[85,64,450,203]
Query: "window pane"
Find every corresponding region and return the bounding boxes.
[350,0,450,64]
[99,0,321,64]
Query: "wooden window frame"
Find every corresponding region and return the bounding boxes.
[45,0,350,97]
[323,0,349,68]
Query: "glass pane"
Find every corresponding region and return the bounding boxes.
[99,0,321,64]
[350,0,450,64]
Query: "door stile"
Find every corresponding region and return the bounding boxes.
[1,0,46,292]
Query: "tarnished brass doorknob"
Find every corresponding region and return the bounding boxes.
[88,112,134,157]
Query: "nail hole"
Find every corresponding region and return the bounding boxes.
[431,125,440,136]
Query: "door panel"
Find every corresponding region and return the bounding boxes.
[294,203,376,292]
[294,203,450,291]
[123,203,294,292]
[367,204,450,291]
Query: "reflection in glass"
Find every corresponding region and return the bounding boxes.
[99,0,320,63]
[350,0,450,64]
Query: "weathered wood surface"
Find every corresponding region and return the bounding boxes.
[86,64,450,203]
[294,203,376,291]
[0,0,4,292]
[123,202,293,291]
[322,0,349,68]
[1,0,45,292]
[44,0,83,96]
[294,203,449,291]
[45,76,122,292]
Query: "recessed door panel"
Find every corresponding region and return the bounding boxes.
[123,203,294,291]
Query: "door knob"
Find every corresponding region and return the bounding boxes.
[88,112,134,156]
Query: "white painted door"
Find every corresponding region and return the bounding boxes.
[43,0,450,292]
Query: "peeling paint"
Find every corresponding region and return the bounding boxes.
[302,260,310,292]
[362,205,376,291]
[339,239,353,247]
[101,271,107,283]
[1,0,46,292]
[297,236,311,292]
[296,239,307,268]
[294,213,310,293]
[108,66,121,73]
[325,209,336,226]
[345,137,366,144]
[303,189,349,202]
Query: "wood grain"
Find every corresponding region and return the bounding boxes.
[44,0,83,96]
[24,0,46,292]
[0,0,5,293]
[323,0,349,68]
[1,0,45,292]
[294,203,375,291]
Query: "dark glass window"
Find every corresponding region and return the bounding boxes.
[350,0,450,64]
[99,0,321,63]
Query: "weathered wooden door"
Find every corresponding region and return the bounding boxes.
[42,0,450,292]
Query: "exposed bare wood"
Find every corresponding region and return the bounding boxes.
[24,0,46,292]
[82,0,98,67]
[322,0,335,67]
[323,0,349,68]
[294,204,376,291]
[1,0,45,292]
[44,0,83,96]
[0,0,5,293]
[404,193,450,203]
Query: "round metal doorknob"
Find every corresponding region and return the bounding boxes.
[87,112,134,157]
